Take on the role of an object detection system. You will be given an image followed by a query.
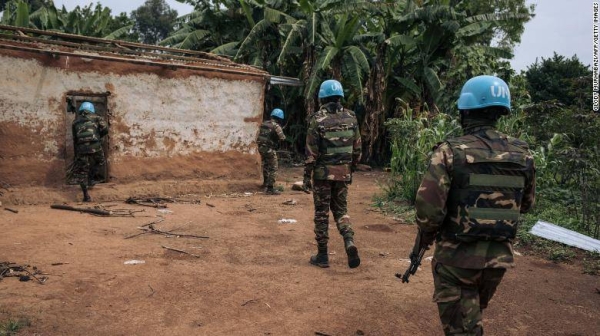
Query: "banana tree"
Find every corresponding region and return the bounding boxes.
[1,0,31,27]
[160,1,247,53]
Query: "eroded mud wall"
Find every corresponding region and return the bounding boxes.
[0,50,265,186]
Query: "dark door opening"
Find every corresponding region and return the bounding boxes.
[65,93,110,185]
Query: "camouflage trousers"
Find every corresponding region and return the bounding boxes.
[312,179,354,247]
[259,147,278,187]
[71,151,105,187]
[432,260,506,336]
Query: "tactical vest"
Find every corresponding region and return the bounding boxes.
[257,120,279,150]
[313,108,357,181]
[73,115,101,145]
[442,133,533,242]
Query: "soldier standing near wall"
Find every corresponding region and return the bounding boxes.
[411,75,536,335]
[303,79,362,269]
[257,108,286,195]
[71,102,108,202]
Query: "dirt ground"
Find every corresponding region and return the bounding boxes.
[1,167,599,336]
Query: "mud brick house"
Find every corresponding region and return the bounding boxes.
[0,25,275,191]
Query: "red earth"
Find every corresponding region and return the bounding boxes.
[1,167,599,335]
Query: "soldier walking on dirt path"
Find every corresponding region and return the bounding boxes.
[71,101,108,202]
[411,75,536,335]
[257,108,286,195]
[303,79,362,269]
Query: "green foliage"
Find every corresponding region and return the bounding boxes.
[384,103,460,204]
[525,53,592,106]
[582,253,600,275]
[0,317,30,336]
[1,1,137,40]
[131,0,178,44]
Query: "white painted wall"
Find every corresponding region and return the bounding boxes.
[0,52,265,186]
[0,55,264,158]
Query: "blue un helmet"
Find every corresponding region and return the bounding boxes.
[78,101,95,114]
[457,75,511,114]
[270,108,284,120]
[318,79,344,99]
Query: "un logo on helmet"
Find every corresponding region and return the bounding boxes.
[490,84,509,99]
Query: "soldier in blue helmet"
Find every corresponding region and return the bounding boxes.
[257,108,286,195]
[409,75,536,335]
[71,101,108,202]
[303,79,362,269]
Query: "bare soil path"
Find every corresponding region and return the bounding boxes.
[1,168,599,335]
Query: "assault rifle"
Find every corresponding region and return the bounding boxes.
[395,231,428,283]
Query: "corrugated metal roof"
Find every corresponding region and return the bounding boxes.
[269,76,303,87]
[0,24,269,79]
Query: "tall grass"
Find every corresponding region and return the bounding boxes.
[384,103,460,204]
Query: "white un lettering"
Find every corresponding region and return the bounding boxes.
[490,85,509,98]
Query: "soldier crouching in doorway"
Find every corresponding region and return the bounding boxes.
[257,108,286,195]
[71,101,108,202]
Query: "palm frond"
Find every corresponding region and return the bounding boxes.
[180,29,212,50]
[211,41,239,56]
[394,76,421,96]
[385,34,416,49]
[314,45,339,73]
[456,21,493,38]
[104,24,133,40]
[277,20,306,65]
[159,26,195,46]
[234,19,272,61]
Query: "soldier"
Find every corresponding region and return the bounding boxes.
[412,75,536,335]
[71,101,108,202]
[257,108,286,195]
[303,79,362,269]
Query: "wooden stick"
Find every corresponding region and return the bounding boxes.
[4,208,18,213]
[161,245,200,258]
[50,204,112,216]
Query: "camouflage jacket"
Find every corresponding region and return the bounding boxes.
[257,119,285,151]
[305,102,362,181]
[72,112,108,154]
[415,126,536,269]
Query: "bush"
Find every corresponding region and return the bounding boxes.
[384,104,460,204]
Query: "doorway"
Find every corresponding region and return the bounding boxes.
[65,93,110,185]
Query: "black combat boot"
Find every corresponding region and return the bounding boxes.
[344,238,360,268]
[265,186,281,195]
[309,246,329,268]
[81,184,92,202]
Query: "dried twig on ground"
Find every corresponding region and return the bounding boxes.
[161,245,201,258]
[0,262,47,284]
[125,219,208,239]
[51,204,112,216]
[4,208,18,213]
[141,226,209,239]
[125,197,171,208]
[125,196,202,208]
[95,205,146,217]
[241,299,258,306]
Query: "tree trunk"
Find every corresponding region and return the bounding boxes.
[303,45,317,120]
[361,43,387,163]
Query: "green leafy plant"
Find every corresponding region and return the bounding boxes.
[0,317,30,336]
[384,102,460,205]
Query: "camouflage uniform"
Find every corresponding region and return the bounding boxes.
[71,112,108,189]
[416,125,536,335]
[305,102,362,251]
[257,118,286,189]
